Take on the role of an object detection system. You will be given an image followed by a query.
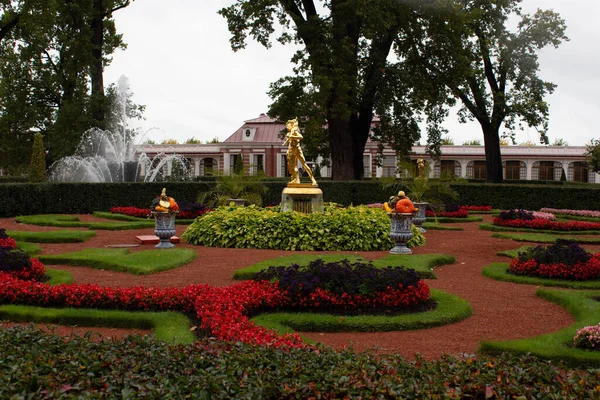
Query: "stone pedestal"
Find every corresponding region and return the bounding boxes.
[281,184,324,213]
[153,212,177,249]
[389,212,415,254]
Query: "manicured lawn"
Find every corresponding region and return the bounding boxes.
[39,248,197,275]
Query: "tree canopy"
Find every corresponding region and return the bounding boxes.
[0,0,135,172]
[219,0,566,182]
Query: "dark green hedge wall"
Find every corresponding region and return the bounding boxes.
[1,181,599,217]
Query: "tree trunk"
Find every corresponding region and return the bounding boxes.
[328,117,357,180]
[89,0,105,129]
[482,124,503,183]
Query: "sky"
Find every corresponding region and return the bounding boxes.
[103,0,600,147]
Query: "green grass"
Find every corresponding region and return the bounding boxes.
[15,241,42,255]
[15,215,154,230]
[7,229,97,243]
[479,289,600,365]
[491,232,600,244]
[482,262,600,289]
[45,268,74,285]
[251,289,471,336]
[479,223,600,235]
[39,248,197,275]
[233,253,455,280]
[425,216,484,223]
[496,246,529,259]
[0,305,194,344]
[93,211,196,225]
[421,222,463,231]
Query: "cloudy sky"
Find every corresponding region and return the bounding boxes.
[103,0,599,147]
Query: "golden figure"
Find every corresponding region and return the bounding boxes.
[417,158,426,178]
[283,117,317,186]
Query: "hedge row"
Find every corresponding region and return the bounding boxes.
[1,181,599,217]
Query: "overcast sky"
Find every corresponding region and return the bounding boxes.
[103,0,599,147]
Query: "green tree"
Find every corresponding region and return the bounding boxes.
[585,139,600,173]
[462,139,481,146]
[441,136,455,145]
[219,0,446,181]
[0,1,134,169]
[551,137,569,146]
[28,132,46,182]
[403,0,568,183]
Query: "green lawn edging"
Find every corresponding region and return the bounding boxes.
[8,230,97,243]
[479,289,600,366]
[0,305,194,344]
[251,289,471,336]
[39,248,197,275]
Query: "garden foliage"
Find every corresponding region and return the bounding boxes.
[574,323,600,350]
[1,327,599,399]
[0,229,45,281]
[509,240,600,281]
[181,204,425,251]
[252,259,431,314]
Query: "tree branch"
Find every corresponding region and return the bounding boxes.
[0,13,20,43]
[107,1,132,17]
[475,26,499,93]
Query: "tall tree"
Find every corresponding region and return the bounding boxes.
[402,0,567,183]
[219,0,442,180]
[0,0,134,170]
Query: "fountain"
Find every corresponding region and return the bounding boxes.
[48,76,193,183]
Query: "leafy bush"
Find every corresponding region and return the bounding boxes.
[1,327,600,398]
[182,204,426,251]
[0,230,46,281]
[518,240,591,266]
[573,323,600,351]
[498,209,535,221]
[253,259,422,298]
[509,240,600,281]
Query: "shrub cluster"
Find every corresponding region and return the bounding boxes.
[573,323,600,350]
[252,259,431,314]
[182,204,426,251]
[498,209,535,220]
[2,327,600,398]
[254,259,422,298]
[0,229,45,281]
[509,240,600,280]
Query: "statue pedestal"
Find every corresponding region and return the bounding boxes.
[281,184,324,213]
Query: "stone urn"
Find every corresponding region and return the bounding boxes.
[388,212,415,254]
[412,202,428,233]
[153,212,177,249]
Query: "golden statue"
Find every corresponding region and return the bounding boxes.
[283,117,317,186]
[417,158,426,178]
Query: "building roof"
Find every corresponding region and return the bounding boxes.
[224,113,285,144]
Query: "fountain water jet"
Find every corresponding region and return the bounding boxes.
[48,76,193,182]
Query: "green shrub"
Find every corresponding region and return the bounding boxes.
[182,205,425,251]
[28,133,46,183]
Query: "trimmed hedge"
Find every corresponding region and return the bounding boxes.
[2,181,600,217]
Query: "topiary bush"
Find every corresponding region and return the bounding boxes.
[0,229,46,281]
[181,204,425,251]
[28,132,47,183]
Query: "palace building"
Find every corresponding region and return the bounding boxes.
[136,113,596,183]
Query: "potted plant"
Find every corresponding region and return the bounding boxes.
[198,166,268,208]
[382,159,460,232]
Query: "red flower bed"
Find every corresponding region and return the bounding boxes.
[0,229,433,348]
[492,217,600,231]
[0,237,17,248]
[508,254,600,281]
[425,209,469,218]
[460,205,492,211]
[110,206,209,220]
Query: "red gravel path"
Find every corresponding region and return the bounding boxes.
[0,213,584,360]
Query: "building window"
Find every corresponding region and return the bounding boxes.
[200,158,216,176]
[467,160,487,180]
[230,154,243,174]
[363,154,372,178]
[245,129,251,138]
[381,155,396,177]
[252,154,264,175]
[436,160,459,178]
[504,160,526,180]
[531,161,562,181]
[569,162,591,183]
